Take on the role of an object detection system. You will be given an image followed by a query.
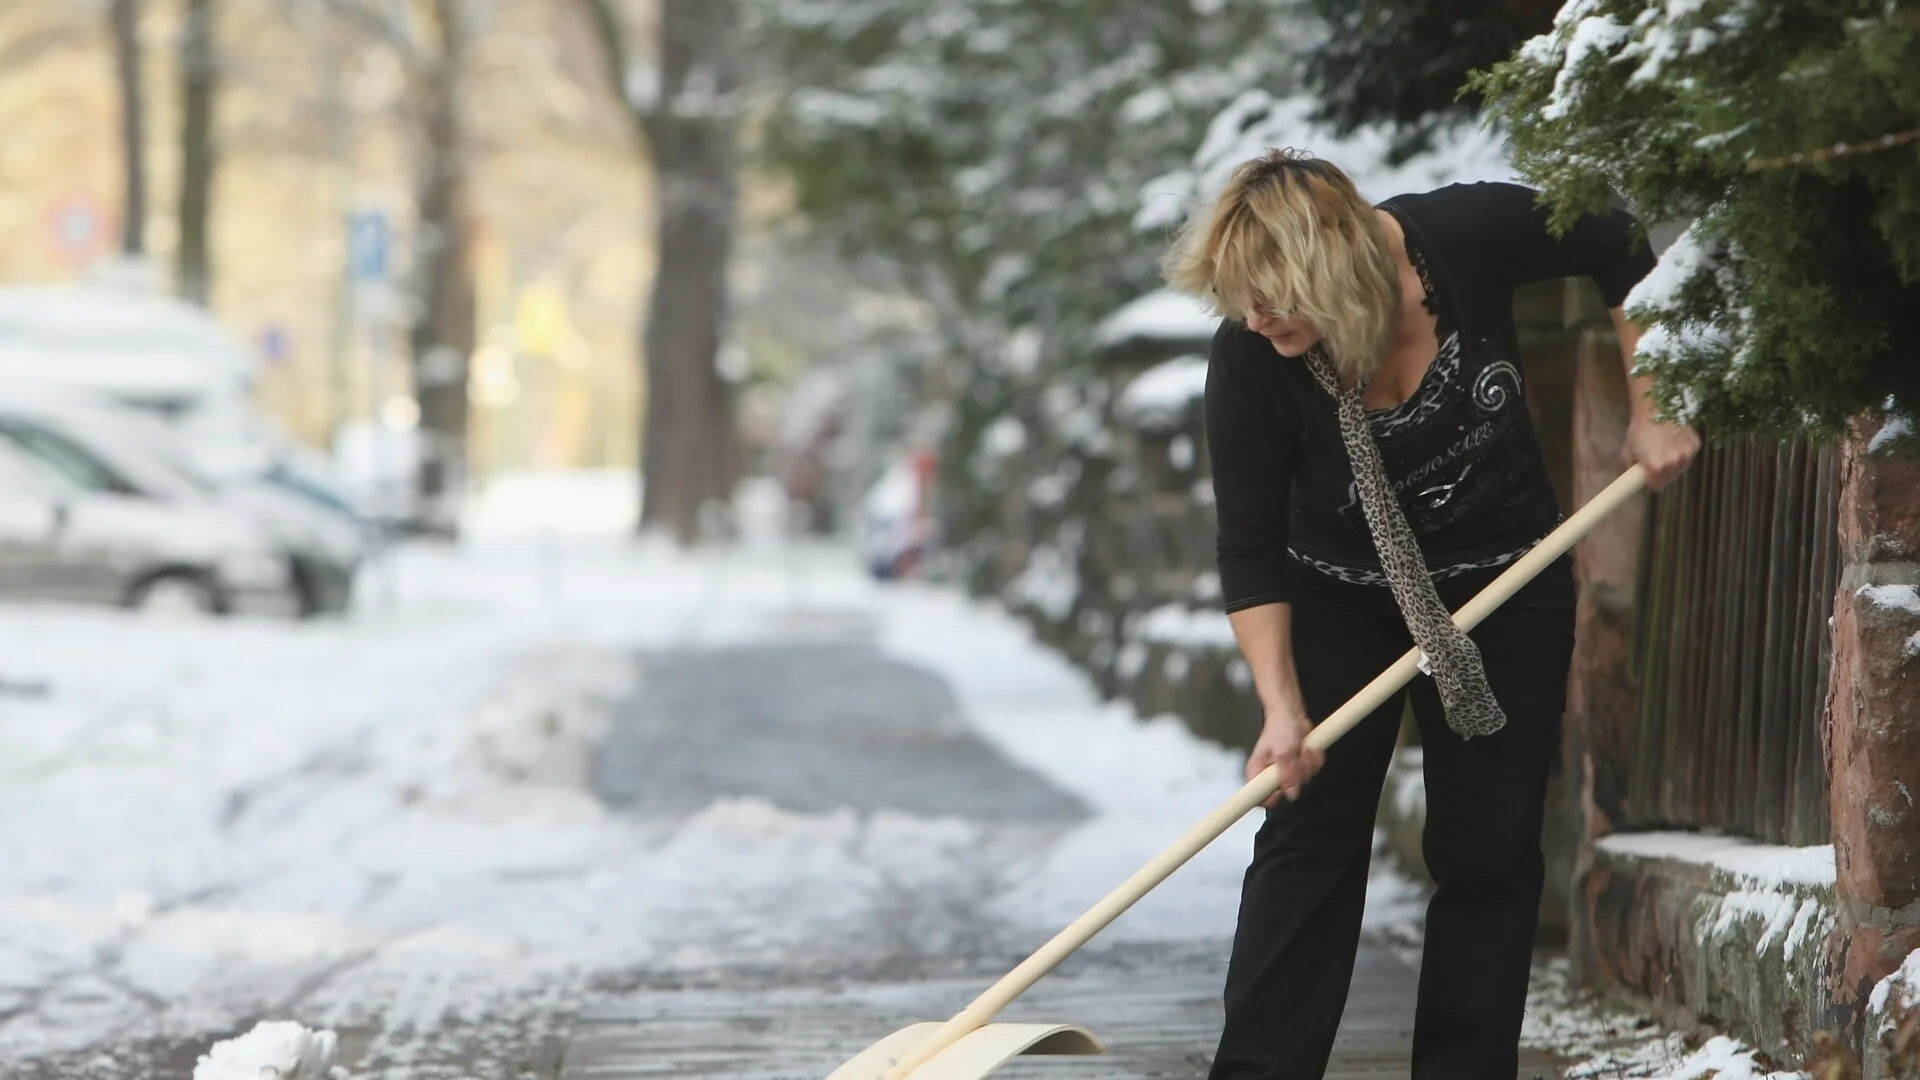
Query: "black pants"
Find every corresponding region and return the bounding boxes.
[1208,555,1576,1080]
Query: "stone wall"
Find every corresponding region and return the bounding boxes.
[1823,411,1920,1052]
[1586,835,1837,1060]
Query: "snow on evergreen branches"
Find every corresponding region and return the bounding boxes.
[1477,0,1920,438]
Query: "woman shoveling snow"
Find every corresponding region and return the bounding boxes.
[1163,149,1699,1078]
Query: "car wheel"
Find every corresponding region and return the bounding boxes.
[129,573,221,616]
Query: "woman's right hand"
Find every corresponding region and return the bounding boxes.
[1247,706,1324,808]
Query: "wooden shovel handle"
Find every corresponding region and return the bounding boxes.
[881,465,1648,1080]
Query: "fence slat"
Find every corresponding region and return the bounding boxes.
[1621,436,1837,844]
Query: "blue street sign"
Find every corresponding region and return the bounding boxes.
[258,324,291,366]
[346,210,389,283]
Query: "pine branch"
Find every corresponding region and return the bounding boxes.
[1744,126,1920,173]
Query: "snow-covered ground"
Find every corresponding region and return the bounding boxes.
[0,470,1387,1076]
[0,469,1807,1077]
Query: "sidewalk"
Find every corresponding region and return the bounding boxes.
[564,597,1565,1080]
[561,938,1567,1078]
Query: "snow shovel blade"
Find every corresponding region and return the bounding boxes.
[826,1021,1103,1080]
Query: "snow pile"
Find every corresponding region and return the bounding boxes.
[1576,1034,1802,1079]
[1525,959,1804,1078]
[193,1021,342,1080]
[1094,290,1219,348]
[1134,89,1515,233]
[1117,355,1210,431]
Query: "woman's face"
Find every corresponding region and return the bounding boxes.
[1244,307,1322,357]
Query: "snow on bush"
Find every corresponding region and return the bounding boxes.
[1476,0,1920,437]
[1134,604,1239,650]
[1133,89,1515,233]
[1010,534,1082,622]
[1094,290,1219,348]
[1117,355,1210,431]
[193,1021,343,1080]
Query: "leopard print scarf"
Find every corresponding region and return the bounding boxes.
[1302,350,1506,739]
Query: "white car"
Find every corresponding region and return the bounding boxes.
[0,438,295,616]
[0,285,369,538]
[0,383,362,615]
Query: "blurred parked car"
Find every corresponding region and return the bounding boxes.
[0,436,296,617]
[0,384,359,615]
[0,285,370,534]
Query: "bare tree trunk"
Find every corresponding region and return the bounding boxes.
[176,0,217,305]
[581,0,742,545]
[110,0,146,255]
[407,0,474,540]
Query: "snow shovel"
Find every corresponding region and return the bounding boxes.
[828,464,1650,1080]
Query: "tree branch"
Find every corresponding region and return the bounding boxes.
[1745,125,1920,172]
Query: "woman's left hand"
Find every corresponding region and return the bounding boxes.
[1623,415,1702,491]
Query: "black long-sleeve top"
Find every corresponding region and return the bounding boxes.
[1204,181,1657,613]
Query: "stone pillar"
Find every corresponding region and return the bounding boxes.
[1564,318,1648,983]
[1823,411,1920,1050]
[1515,280,1589,944]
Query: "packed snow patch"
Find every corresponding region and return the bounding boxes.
[1860,583,1920,618]
[1869,946,1920,1016]
[1597,832,1835,889]
[1525,959,1804,1078]
[193,1021,342,1080]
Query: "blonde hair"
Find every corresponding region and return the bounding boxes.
[1163,148,1400,380]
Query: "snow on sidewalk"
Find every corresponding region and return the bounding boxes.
[0,472,1417,1074]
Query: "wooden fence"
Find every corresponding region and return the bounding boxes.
[1626,436,1839,846]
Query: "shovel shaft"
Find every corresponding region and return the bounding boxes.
[880,465,1648,1080]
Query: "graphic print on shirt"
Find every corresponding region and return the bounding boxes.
[1471,359,1522,412]
[1333,334,1535,538]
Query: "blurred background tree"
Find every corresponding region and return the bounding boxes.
[1299,0,1557,158]
[746,0,1314,551]
[578,0,745,545]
